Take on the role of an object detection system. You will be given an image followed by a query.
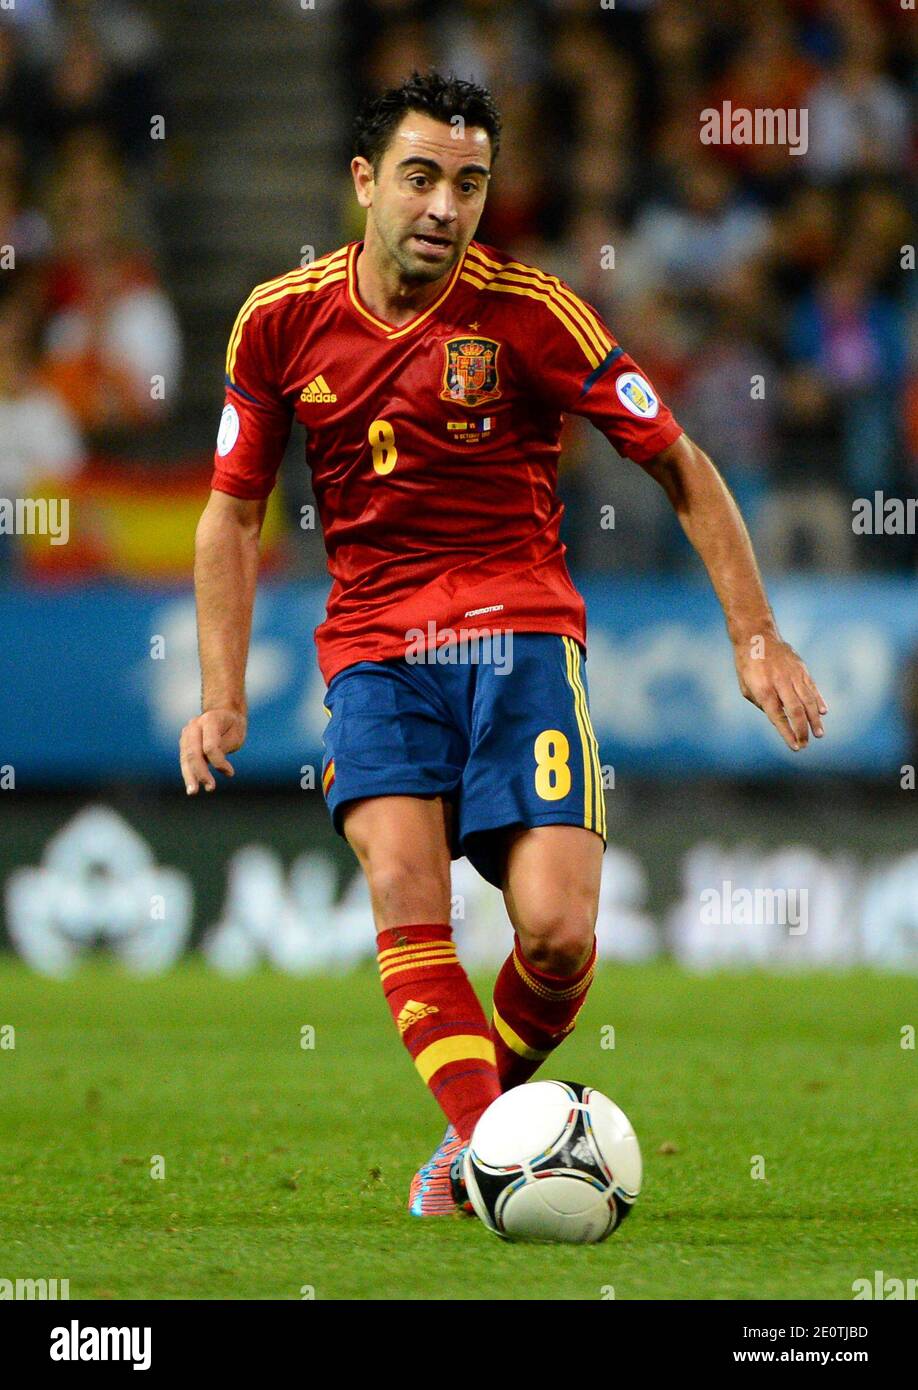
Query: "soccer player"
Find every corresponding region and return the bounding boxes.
[180,72,827,1217]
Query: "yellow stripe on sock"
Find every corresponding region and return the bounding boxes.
[379,948,457,971]
[413,1034,496,1084]
[378,951,458,984]
[492,1007,552,1062]
[512,947,595,1002]
[377,939,453,963]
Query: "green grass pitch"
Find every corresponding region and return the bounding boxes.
[1,959,915,1300]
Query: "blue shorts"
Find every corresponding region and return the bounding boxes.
[320,633,607,888]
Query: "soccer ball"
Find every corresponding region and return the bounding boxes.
[463,1080,642,1243]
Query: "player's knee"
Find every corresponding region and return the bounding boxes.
[518,910,596,977]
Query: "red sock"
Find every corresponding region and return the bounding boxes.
[490,936,597,1091]
[376,923,501,1142]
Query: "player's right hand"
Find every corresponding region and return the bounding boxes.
[180,708,247,794]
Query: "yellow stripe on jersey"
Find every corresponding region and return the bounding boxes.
[492,1007,552,1062]
[226,264,346,383]
[413,1034,497,1084]
[229,247,348,339]
[465,244,613,363]
[464,243,614,354]
[226,253,343,377]
[225,248,349,383]
[461,266,606,371]
[226,256,348,382]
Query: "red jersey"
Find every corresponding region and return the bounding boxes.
[212,239,683,684]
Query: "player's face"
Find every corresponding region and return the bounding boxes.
[359,112,492,283]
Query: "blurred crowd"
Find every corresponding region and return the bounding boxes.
[342,0,917,573]
[0,0,915,579]
[0,0,179,538]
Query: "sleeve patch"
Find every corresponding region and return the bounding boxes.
[615,372,659,419]
[216,403,241,456]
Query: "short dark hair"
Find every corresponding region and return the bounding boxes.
[352,69,501,171]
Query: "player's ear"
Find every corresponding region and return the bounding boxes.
[351,156,375,208]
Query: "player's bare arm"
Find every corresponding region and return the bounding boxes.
[642,431,828,752]
[180,489,265,793]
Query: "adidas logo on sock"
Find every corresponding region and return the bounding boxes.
[397,1000,440,1035]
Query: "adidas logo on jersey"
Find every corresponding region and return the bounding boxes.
[300,374,337,403]
[396,1000,440,1035]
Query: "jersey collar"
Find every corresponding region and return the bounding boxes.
[346,240,467,339]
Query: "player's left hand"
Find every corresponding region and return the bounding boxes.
[180,707,247,793]
[733,635,827,751]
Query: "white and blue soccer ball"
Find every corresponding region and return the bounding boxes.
[464,1080,642,1243]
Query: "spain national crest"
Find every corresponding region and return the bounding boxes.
[440,336,501,408]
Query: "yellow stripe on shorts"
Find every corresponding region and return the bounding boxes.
[562,636,606,838]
